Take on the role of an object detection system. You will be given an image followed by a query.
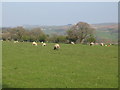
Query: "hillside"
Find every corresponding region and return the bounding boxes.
[40,23,118,42]
[92,23,118,43]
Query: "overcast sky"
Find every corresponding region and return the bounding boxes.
[2,2,118,27]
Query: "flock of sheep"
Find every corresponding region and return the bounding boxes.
[13,40,112,50]
[31,41,111,49]
[68,41,111,47]
[32,41,60,50]
[13,41,60,50]
[89,42,111,47]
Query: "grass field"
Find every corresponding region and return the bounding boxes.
[95,30,118,42]
[2,41,118,88]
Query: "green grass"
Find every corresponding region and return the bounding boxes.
[95,30,118,41]
[2,41,118,88]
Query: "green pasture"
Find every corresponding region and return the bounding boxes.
[2,41,118,88]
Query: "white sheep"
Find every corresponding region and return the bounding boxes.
[32,42,37,46]
[42,43,46,46]
[14,41,19,43]
[100,43,104,46]
[90,42,94,46]
[71,42,75,44]
[54,44,60,50]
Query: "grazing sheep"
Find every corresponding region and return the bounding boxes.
[32,42,37,46]
[41,41,43,44]
[14,41,19,43]
[54,44,60,50]
[42,43,46,46]
[90,42,94,46]
[71,42,75,44]
[100,43,104,46]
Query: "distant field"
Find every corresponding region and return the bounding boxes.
[2,41,118,88]
[95,30,118,42]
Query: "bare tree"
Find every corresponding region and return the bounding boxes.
[67,22,95,43]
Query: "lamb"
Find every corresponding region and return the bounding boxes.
[71,42,75,44]
[14,41,19,43]
[54,44,60,50]
[32,42,37,46]
[100,43,104,46]
[90,42,94,46]
[42,43,46,46]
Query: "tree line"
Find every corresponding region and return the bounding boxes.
[1,22,96,44]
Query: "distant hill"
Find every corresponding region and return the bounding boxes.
[40,25,72,35]
[92,23,117,31]
[92,23,118,43]
[22,25,72,35]
[36,23,117,43]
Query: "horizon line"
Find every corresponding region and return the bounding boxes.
[1,22,118,28]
